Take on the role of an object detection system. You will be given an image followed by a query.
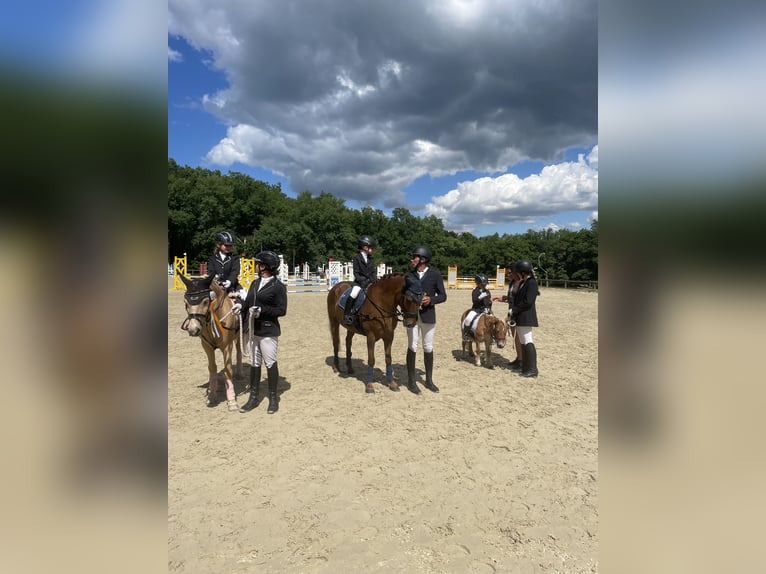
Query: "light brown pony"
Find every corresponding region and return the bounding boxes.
[179,274,243,411]
[327,273,422,393]
[460,311,508,368]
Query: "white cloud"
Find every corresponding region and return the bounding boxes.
[169,0,596,205]
[425,146,598,231]
[168,47,183,62]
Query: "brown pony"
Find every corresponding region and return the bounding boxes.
[327,273,422,393]
[179,274,243,411]
[460,311,508,368]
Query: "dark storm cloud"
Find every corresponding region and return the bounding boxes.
[169,0,597,206]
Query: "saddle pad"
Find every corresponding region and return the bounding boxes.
[338,288,367,312]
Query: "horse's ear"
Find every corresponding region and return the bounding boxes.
[179,273,192,289]
[204,274,216,289]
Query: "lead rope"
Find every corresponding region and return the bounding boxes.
[247,307,256,363]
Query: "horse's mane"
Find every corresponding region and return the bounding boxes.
[369,272,406,285]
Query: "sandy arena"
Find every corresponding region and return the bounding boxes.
[168,280,598,573]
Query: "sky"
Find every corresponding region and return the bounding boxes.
[168,0,598,237]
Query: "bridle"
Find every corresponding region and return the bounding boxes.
[181,289,212,331]
[490,315,507,347]
[357,277,422,324]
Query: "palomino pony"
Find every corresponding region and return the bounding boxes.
[179,274,243,411]
[460,310,508,368]
[327,273,422,393]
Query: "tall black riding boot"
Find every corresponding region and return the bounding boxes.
[423,351,439,393]
[343,295,357,325]
[406,349,420,394]
[510,345,524,371]
[521,343,539,378]
[266,362,280,413]
[239,365,261,412]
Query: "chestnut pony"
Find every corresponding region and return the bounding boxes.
[327,273,422,393]
[179,274,243,411]
[460,311,508,369]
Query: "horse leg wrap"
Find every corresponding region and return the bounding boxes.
[423,351,439,393]
[406,349,420,394]
[386,364,393,382]
[267,363,280,413]
[240,365,262,412]
[367,366,375,383]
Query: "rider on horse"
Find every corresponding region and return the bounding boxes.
[343,235,377,325]
[462,272,493,341]
[207,230,241,293]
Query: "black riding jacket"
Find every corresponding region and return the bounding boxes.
[352,251,376,289]
[241,276,288,337]
[207,251,241,291]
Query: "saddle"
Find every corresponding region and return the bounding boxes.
[338,288,367,314]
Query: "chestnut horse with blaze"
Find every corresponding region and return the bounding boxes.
[327,273,422,393]
[460,311,508,369]
[180,274,243,411]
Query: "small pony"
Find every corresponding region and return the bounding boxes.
[179,274,243,411]
[460,310,508,368]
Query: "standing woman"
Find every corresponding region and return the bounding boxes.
[207,231,241,293]
[237,250,287,414]
[493,262,523,369]
[405,246,447,394]
[510,260,540,378]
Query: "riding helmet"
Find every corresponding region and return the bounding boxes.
[513,260,533,274]
[215,231,235,245]
[255,250,280,272]
[475,273,489,285]
[410,245,432,261]
[358,235,377,249]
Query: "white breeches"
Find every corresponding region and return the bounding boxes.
[407,320,436,353]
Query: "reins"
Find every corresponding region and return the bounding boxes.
[357,276,419,323]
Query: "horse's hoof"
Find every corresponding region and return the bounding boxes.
[227,400,239,412]
[206,398,218,408]
[389,384,400,392]
[365,387,375,394]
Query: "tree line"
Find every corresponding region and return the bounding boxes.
[169,158,598,280]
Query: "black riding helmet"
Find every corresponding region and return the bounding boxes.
[215,230,235,245]
[255,250,280,272]
[475,273,489,285]
[358,235,377,249]
[410,245,432,262]
[513,260,533,274]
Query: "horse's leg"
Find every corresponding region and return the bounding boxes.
[383,333,398,392]
[203,342,219,406]
[345,330,355,375]
[485,337,494,369]
[364,334,376,394]
[222,342,238,411]
[330,317,341,374]
[472,338,480,366]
